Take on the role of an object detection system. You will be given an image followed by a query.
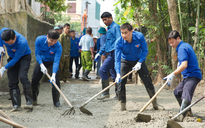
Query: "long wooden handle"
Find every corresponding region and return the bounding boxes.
[45,72,73,108]
[0,110,13,121]
[81,70,135,107]
[171,96,205,120]
[0,117,26,128]
[139,81,167,113]
[3,45,9,59]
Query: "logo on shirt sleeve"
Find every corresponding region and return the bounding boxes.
[135,44,140,48]
[12,49,16,52]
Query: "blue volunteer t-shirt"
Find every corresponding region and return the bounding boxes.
[115,31,148,74]
[35,35,62,73]
[0,27,31,69]
[176,41,202,79]
[70,37,79,57]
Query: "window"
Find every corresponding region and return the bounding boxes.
[67,3,76,13]
[95,2,100,20]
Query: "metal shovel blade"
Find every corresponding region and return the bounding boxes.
[134,113,151,122]
[167,120,182,128]
[79,106,93,116]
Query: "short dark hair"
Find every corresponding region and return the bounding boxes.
[58,25,63,29]
[1,29,16,41]
[101,12,112,19]
[86,27,92,34]
[48,29,59,39]
[167,30,181,40]
[69,30,75,33]
[120,23,133,31]
[64,23,70,28]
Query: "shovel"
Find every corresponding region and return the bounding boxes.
[79,70,135,115]
[45,72,75,115]
[167,95,205,128]
[0,109,27,128]
[134,81,167,122]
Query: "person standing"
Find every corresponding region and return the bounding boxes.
[0,28,33,111]
[69,30,79,79]
[75,27,87,79]
[115,23,162,111]
[79,27,94,81]
[58,25,63,35]
[96,27,107,79]
[164,30,202,121]
[93,36,98,73]
[59,23,71,83]
[95,12,121,100]
[31,29,62,107]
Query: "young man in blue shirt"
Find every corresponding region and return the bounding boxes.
[69,30,79,79]
[0,28,33,111]
[31,30,62,107]
[115,23,162,111]
[95,12,121,100]
[164,30,202,121]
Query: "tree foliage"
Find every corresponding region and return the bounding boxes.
[114,0,205,81]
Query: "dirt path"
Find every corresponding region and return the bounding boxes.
[1,73,205,128]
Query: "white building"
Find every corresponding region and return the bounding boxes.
[81,0,101,37]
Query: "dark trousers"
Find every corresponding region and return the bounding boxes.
[31,61,60,101]
[7,54,31,91]
[118,59,154,103]
[69,57,79,74]
[174,77,201,102]
[99,52,116,81]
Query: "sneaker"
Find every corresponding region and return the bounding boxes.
[24,104,33,109]
[33,100,37,105]
[11,106,21,112]
[97,94,110,100]
[65,80,70,83]
[96,76,101,79]
[60,80,65,84]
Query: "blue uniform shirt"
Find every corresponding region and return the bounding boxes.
[35,35,62,73]
[70,37,79,57]
[176,41,202,79]
[0,27,31,69]
[115,31,148,74]
[99,21,121,55]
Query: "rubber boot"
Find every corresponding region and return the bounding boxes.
[120,102,126,111]
[174,99,190,122]
[23,86,33,109]
[113,84,118,100]
[97,79,110,100]
[176,97,193,117]
[32,84,40,105]
[176,97,182,106]
[75,65,81,79]
[10,89,21,112]
[52,89,60,107]
[147,89,163,110]
[82,69,90,81]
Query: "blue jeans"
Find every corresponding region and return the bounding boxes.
[99,52,116,80]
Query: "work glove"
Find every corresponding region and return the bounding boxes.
[115,73,121,83]
[133,62,142,73]
[0,67,6,77]
[0,47,5,54]
[163,73,175,86]
[40,64,47,74]
[94,53,101,62]
[50,73,56,84]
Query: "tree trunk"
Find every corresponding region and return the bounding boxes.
[167,0,181,89]
[193,0,200,51]
[148,0,167,84]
